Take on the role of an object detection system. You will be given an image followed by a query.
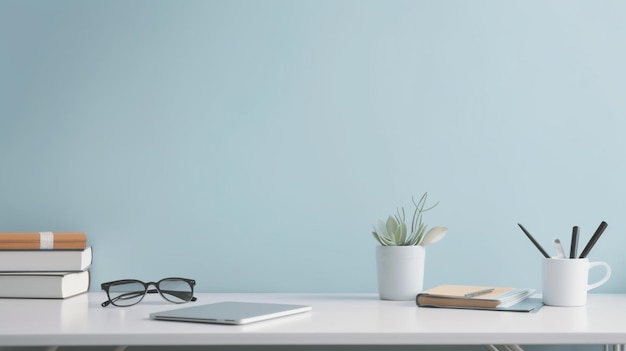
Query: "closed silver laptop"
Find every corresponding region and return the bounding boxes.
[150,301,312,325]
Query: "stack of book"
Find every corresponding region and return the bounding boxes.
[0,232,92,299]
[416,284,544,312]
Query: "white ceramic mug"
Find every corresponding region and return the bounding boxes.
[542,258,611,307]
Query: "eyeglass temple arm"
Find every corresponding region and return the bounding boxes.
[101,290,146,307]
[159,289,197,301]
[147,288,196,301]
[101,288,197,307]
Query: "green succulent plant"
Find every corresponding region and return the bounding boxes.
[372,192,447,246]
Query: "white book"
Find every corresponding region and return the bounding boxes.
[0,270,90,298]
[0,247,92,271]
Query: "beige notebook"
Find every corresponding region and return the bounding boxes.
[416,284,534,309]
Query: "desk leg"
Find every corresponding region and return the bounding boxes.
[42,346,125,351]
[486,345,525,351]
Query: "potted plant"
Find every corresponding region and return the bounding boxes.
[372,192,447,300]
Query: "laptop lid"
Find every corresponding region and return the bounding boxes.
[149,301,312,325]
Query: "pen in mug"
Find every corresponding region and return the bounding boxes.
[569,226,579,259]
[579,221,608,259]
[517,223,550,258]
[553,238,566,259]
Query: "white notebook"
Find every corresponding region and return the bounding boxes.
[150,301,312,325]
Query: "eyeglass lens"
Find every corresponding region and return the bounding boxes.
[158,278,194,303]
[105,278,194,307]
[107,280,146,307]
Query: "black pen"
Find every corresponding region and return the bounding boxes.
[517,223,550,258]
[579,221,608,258]
[570,226,579,259]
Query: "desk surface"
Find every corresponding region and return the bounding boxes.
[2,292,626,346]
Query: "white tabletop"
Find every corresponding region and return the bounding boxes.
[2,293,626,346]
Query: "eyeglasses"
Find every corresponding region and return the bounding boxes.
[101,277,197,307]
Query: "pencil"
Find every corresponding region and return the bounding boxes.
[517,223,550,258]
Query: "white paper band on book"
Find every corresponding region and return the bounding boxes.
[39,231,54,249]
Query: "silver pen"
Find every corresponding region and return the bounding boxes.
[464,288,495,298]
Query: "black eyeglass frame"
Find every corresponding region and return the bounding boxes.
[100,277,197,307]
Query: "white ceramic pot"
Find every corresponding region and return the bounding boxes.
[376,245,425,301]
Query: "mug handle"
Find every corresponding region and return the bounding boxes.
[587,261,611,291]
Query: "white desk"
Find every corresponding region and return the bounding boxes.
[1,293,626,347]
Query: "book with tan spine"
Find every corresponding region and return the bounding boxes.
[0,232,87,250]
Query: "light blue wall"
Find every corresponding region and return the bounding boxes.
[2,0,626,299]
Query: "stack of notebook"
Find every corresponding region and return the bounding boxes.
[0,232,92,299]
[416,285,543,312]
